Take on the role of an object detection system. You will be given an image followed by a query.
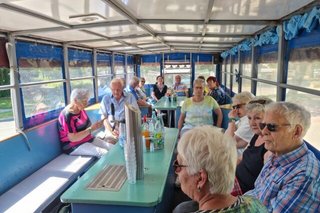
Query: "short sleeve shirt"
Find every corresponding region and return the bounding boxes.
[181,96,219,127]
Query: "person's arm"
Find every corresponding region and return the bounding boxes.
[234,135,249,149]
[151,86,158,101]
[178,112,186,137]
[214,107,223,127]
[271,173,317,212]
[68,119,104,142]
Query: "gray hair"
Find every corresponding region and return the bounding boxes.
[265,102,311,138]
[178,125,237,195]
[110,78,124,88]
[246,96,273,114]
[232,91,254,104]
[193,78,205,87]
[70,88,89,103]
[129,76,139,86]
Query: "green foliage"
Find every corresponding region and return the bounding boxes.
[0,68,10,97]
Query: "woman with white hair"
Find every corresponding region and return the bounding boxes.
[58,88,114,158]
[173,125,266,212]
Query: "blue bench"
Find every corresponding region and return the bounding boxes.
[0,105,101,212]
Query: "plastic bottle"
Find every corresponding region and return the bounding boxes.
[154,117,163,150]
[141,116,150,152]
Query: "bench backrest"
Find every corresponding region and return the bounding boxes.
[0,104,101,195]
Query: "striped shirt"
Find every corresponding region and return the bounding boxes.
[58,109,93,153]
[194,196,266,213]
[246,143,320,212]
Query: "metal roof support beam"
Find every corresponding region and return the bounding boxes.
[139,19,276,25]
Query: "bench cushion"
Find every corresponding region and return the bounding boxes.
[0,154,95,213]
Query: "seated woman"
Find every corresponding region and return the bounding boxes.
[58,89,114,158]
[136,77,147,99]
[178,78,222,136]
[151,75,167,101]
[173,126,267,213]
[225,91,255,155]
[232,97,273,195]
[206,76,229,105]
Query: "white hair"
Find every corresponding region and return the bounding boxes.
[70,88,89,103]
[232,91,254,104]
[178,125,237,195]
[265,102,311,138]
[129,76,139,86]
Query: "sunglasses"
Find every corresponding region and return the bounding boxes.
[232,103,246,110]
[259,123,291,132]
[173,159,188,171]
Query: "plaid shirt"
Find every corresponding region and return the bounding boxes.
[246,143,320,212]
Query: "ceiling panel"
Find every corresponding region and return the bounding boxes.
[210,0,315,20]
[163,37,202,42]
[107,46,139,51]
[0,7,60,31]
[120,36,157,45]
[79,40,122,47]
[114,0,210,19]
[203,37,243,42]
[9,0,126,24]
[148,24,203,33]
[206,25,265,34]
[31,29,102,42]
[89,25,145,37]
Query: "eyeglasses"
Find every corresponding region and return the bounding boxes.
[141,81,145,83]
[232,103,246,110]
[173,159,188,172]
[259,123,291,132]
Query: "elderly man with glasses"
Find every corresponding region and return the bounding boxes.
[245,102,320,212]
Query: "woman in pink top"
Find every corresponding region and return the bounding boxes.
[58,89,114,157]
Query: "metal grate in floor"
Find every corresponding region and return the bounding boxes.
[87,165,127,191]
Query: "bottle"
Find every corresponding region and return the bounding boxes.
[119,122,126,148]
[141,116,150,152]
[154,117,163,150]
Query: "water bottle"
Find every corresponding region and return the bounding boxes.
[141,116,150,152]
[119,122,126,148]
[124,137,137,184]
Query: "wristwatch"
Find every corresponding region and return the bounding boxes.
[228,118,237,123]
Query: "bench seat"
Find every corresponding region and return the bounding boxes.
[0,154,95,213]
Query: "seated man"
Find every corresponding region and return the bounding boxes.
[125,76,152,116]
[173,75,188,97]
[178,78,222,136]
[246,102,320,212]
[99,78,139,140]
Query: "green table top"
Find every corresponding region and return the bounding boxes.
[61,128,179,207]
[152,96,186,110]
